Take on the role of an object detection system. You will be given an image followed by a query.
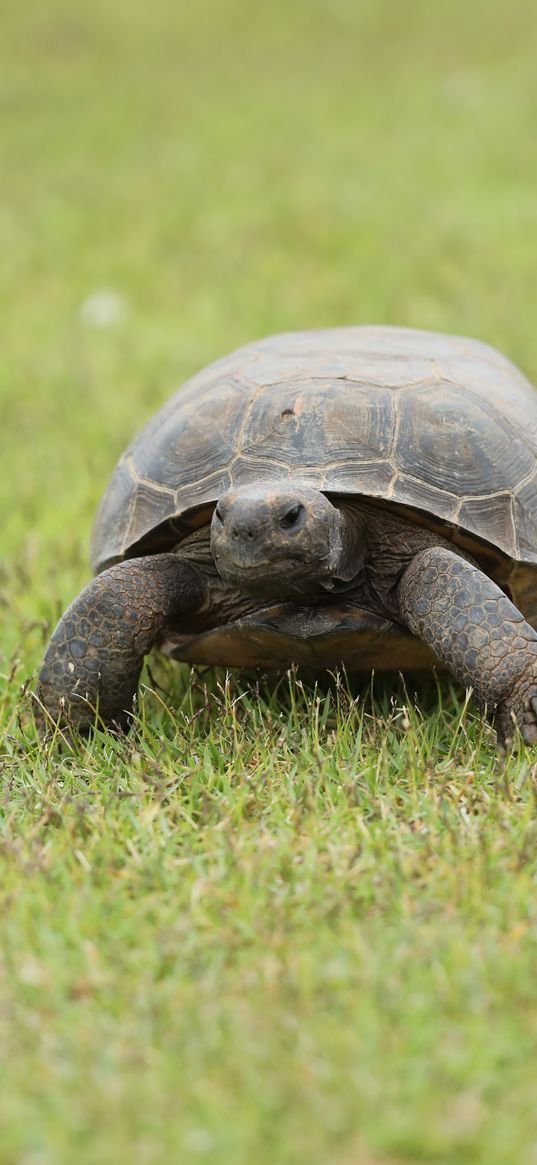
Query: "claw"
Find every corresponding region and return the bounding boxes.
[496,674,537,753]
[522,723,537,746]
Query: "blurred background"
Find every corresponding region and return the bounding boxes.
[2,0,537,598]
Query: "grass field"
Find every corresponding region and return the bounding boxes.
[3,1,537,1161]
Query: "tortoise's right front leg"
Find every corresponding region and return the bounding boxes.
[37,555,205,732]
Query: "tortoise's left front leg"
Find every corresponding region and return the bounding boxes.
[397,547,537,749]
[37,554,205,732]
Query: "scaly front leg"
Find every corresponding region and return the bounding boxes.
[37,555,205,731]
[397,547,537,749]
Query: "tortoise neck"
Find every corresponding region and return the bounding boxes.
[320,502,366,589]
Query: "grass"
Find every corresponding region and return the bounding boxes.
[3,0,537,1160]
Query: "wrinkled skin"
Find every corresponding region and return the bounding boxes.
[398,548,537,748]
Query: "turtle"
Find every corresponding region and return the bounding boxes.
[37,326,537,749]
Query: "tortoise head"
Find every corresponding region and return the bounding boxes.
[210,483,359,599]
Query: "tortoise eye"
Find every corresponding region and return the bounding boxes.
[280,503,304,530]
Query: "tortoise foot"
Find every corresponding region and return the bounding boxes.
[495,665,537,750]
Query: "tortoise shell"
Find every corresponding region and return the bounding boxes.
[92,327,537,588]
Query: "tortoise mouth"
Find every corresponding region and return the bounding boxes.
[214,551,327,599]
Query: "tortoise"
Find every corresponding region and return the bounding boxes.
[38,326,537,748]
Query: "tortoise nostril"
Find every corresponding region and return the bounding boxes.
[280,503,305,531]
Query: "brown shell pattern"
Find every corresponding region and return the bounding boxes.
[91,327,537,573]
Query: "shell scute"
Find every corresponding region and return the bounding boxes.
[237,379,395,469]
[396,383,535,498]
